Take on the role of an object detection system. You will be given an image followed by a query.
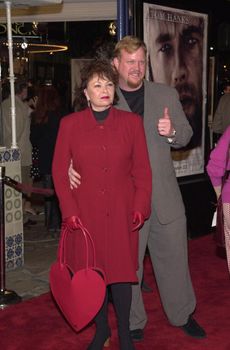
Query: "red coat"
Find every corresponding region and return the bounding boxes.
[52,107,152,284]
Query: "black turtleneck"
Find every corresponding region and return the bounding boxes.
[92,108,110,122]
[120,84,144,118]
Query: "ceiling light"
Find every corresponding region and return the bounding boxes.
[2,41,68,54]
[21,37,27,49]
[27,42,68,54]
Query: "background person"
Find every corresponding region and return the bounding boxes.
[30,84,64,235]
[212,82,230,144]
[2,79,36,224]
[206,125,230,273]
[69,36,206,341]
[26,80,41,193]
[52,59,152,350]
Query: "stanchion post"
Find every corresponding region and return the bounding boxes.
[0,166,21,308]
[0,166,6,293]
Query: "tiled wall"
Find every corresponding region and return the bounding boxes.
[0,147,24,270]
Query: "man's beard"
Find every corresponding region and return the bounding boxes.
[181,100,203,149]
[126,77,143,89]
[187,104,203,149]
[176,83,203,148]
[124,68,144,89]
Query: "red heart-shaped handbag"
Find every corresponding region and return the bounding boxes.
[50,223,106,332]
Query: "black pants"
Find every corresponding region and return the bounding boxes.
[42,174,61,231]
[88,282,135,350]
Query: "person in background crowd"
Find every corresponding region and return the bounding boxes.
[2,79,36,224]
[1,80,10,101]
[27,79,39,110]
[212,82,230,144]
[206,125,230,273]
[26,79,41,182]
[69,36,206,342]
[30,84,64,235]
[52,59,152,350]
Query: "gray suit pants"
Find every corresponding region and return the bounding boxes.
[129,208,196,330]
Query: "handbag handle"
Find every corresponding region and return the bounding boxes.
[59,222,97,270]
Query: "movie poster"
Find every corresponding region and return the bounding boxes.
[143,3,208,177]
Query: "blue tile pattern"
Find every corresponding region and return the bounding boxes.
[5,233,24,270]
[1,148,23,270]
[0,148,21,163]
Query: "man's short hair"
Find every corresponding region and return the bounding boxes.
[113,35,147,59]
[15,80,28,95]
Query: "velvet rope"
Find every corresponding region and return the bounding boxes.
[4,176,54,196]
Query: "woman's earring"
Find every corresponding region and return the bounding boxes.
[87,100,91,107]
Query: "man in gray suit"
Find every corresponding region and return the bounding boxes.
[69,36,206,341]
[112,35,205,341]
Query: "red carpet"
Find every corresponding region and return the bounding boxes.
[0,233,230,350]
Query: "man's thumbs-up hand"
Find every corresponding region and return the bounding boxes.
[158,107,175,137]
[163,107,170,119]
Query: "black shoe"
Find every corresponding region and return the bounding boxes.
[130,328,144,342]
[180,316,206,339]
[87,327,111,349]
[141,280,153,293]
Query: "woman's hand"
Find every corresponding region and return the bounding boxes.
[132,211,144,231]
[68,159,81,189]
[63,216,82,230]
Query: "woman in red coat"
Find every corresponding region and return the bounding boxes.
[52,60,152,350]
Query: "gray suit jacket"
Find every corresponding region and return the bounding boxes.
[116,80,193,224]
[212,93,230,134]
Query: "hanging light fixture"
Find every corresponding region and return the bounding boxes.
[108,21,116,36]
[2,40,68,54]
[21,36,27,49]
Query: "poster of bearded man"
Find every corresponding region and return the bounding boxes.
[143,3,208,177]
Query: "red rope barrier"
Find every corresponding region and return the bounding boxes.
[4,176,54,196]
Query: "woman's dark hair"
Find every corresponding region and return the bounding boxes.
[74,59,119,111]
[31,85,61,124]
